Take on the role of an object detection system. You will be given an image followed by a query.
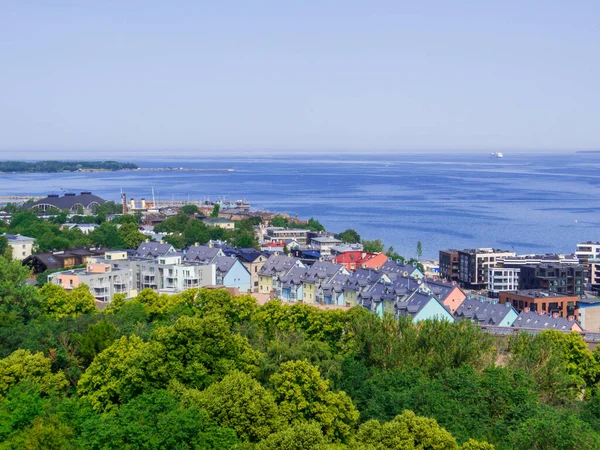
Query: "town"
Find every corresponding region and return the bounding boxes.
[2,190,599,339]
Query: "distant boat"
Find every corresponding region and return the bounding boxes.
[490,152,504,158]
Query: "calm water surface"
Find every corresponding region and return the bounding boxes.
[1,152,599,259]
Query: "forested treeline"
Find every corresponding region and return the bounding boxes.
[0,161,137,173]
[1,256,600,448]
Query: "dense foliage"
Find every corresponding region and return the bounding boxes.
[0,160,138,173]
[2,257,600,448]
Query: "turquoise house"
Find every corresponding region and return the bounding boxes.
[395,291,454,322]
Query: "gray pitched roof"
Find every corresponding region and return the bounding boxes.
[395,291,434,317]
[184,245,222,263]
[215,256,240,276]
[380,260,420,279]
[304,261,345,283]
[423,278,460,302]
[454,298,516,326]
[136,242,175,258]
[259,254,302,276]
[512,311,581,331]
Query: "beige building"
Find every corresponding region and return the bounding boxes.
[203,217,235,229]
[3,234,35,260]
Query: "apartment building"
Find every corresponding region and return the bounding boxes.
[265,227,309,245]
[488,267,520,297]
[49,262,136,302]
[458,248,516,290]
[576,242,600,290]
[518,263,586,295]
[2,234,35,260]
[498,290,578,318]
[439,249,460,281]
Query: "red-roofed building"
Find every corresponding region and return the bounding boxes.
[333,252,388,272]
[260,241,286,252]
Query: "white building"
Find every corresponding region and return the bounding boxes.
[488,267,520,297]
[310,236,343,256]
[576,242,600,289]
[3,234,35,260]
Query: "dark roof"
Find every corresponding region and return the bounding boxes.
[136,242,175,258]
[215,256,242,275]
[455,298,516,326]
[259,254,302,276]
[29,193,106,210]
[423,278,460,301]
[512,311,581,331]
[184,245,222,263]
[395,291,435,317]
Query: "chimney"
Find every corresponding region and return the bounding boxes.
[145,238,149,243]
[141,198,146,209]
[552,311,559,319]
[568,315,575,322]
[208,242,214,248]
[130,198,136,209]
[194,242,199,247]
[523,307,530,313]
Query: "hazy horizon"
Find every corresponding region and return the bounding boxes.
[1,2,598,153]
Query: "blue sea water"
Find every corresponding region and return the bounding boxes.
[1,152,600,259]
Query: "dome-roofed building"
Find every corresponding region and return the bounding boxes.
[28,192,106,215]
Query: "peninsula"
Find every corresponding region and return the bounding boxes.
[0,160,138,173]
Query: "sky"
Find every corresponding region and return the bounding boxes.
[0,1,599,158]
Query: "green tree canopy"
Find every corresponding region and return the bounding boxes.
[335,229,361,244]
[271,360,359,443]
[186,370,282,442]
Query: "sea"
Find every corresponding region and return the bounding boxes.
[1,152,600,259]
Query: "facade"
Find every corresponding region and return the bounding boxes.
[577,297,600,332]
[258,254,306,294]
[265,227,309,245]
[439,249,459,281]
[395,290,455,323]
[576,242,600,290]
[518,263,585,295]
[309,236,343,256]
[3,234,35,260]
[458,248,516,290]
[488,267,520,297]
[422,278,466,313]
[202,217,235,229]
[49,262,136,302]
[498,290,579,318]
[215,256,251,292]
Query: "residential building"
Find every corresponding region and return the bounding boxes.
[395,290,455,323]
[49,262,136,302]
[202,217,235,229]
[380,259,424,280]
[454,297,518,327]
[265,227,309,245]
[260,242,286,253]
[220,247,267,292]
[458,248,516,290]
[577,296,600,332]
[518,263,585,295]
[496,253,579,267]
[136,241,176,258]
[310,236,343,256]
[23,248,106,274]
[488,267,520,297]
[215,256,251,292]
[576,242,600,290]
[184,244,224,264]
[439,249,459,281]
[330,243,363,256]
[512,310,582,332]
[3,234,35,260]
[422,278,466,313]
[332,251,387,272]
[279,266,307,302]
[302,261,349,304]
[258,254,305,295]
[498,290,579,318]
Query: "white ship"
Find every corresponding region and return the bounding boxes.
[490,152,504,158]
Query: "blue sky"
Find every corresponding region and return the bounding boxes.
[0,1,598,157]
